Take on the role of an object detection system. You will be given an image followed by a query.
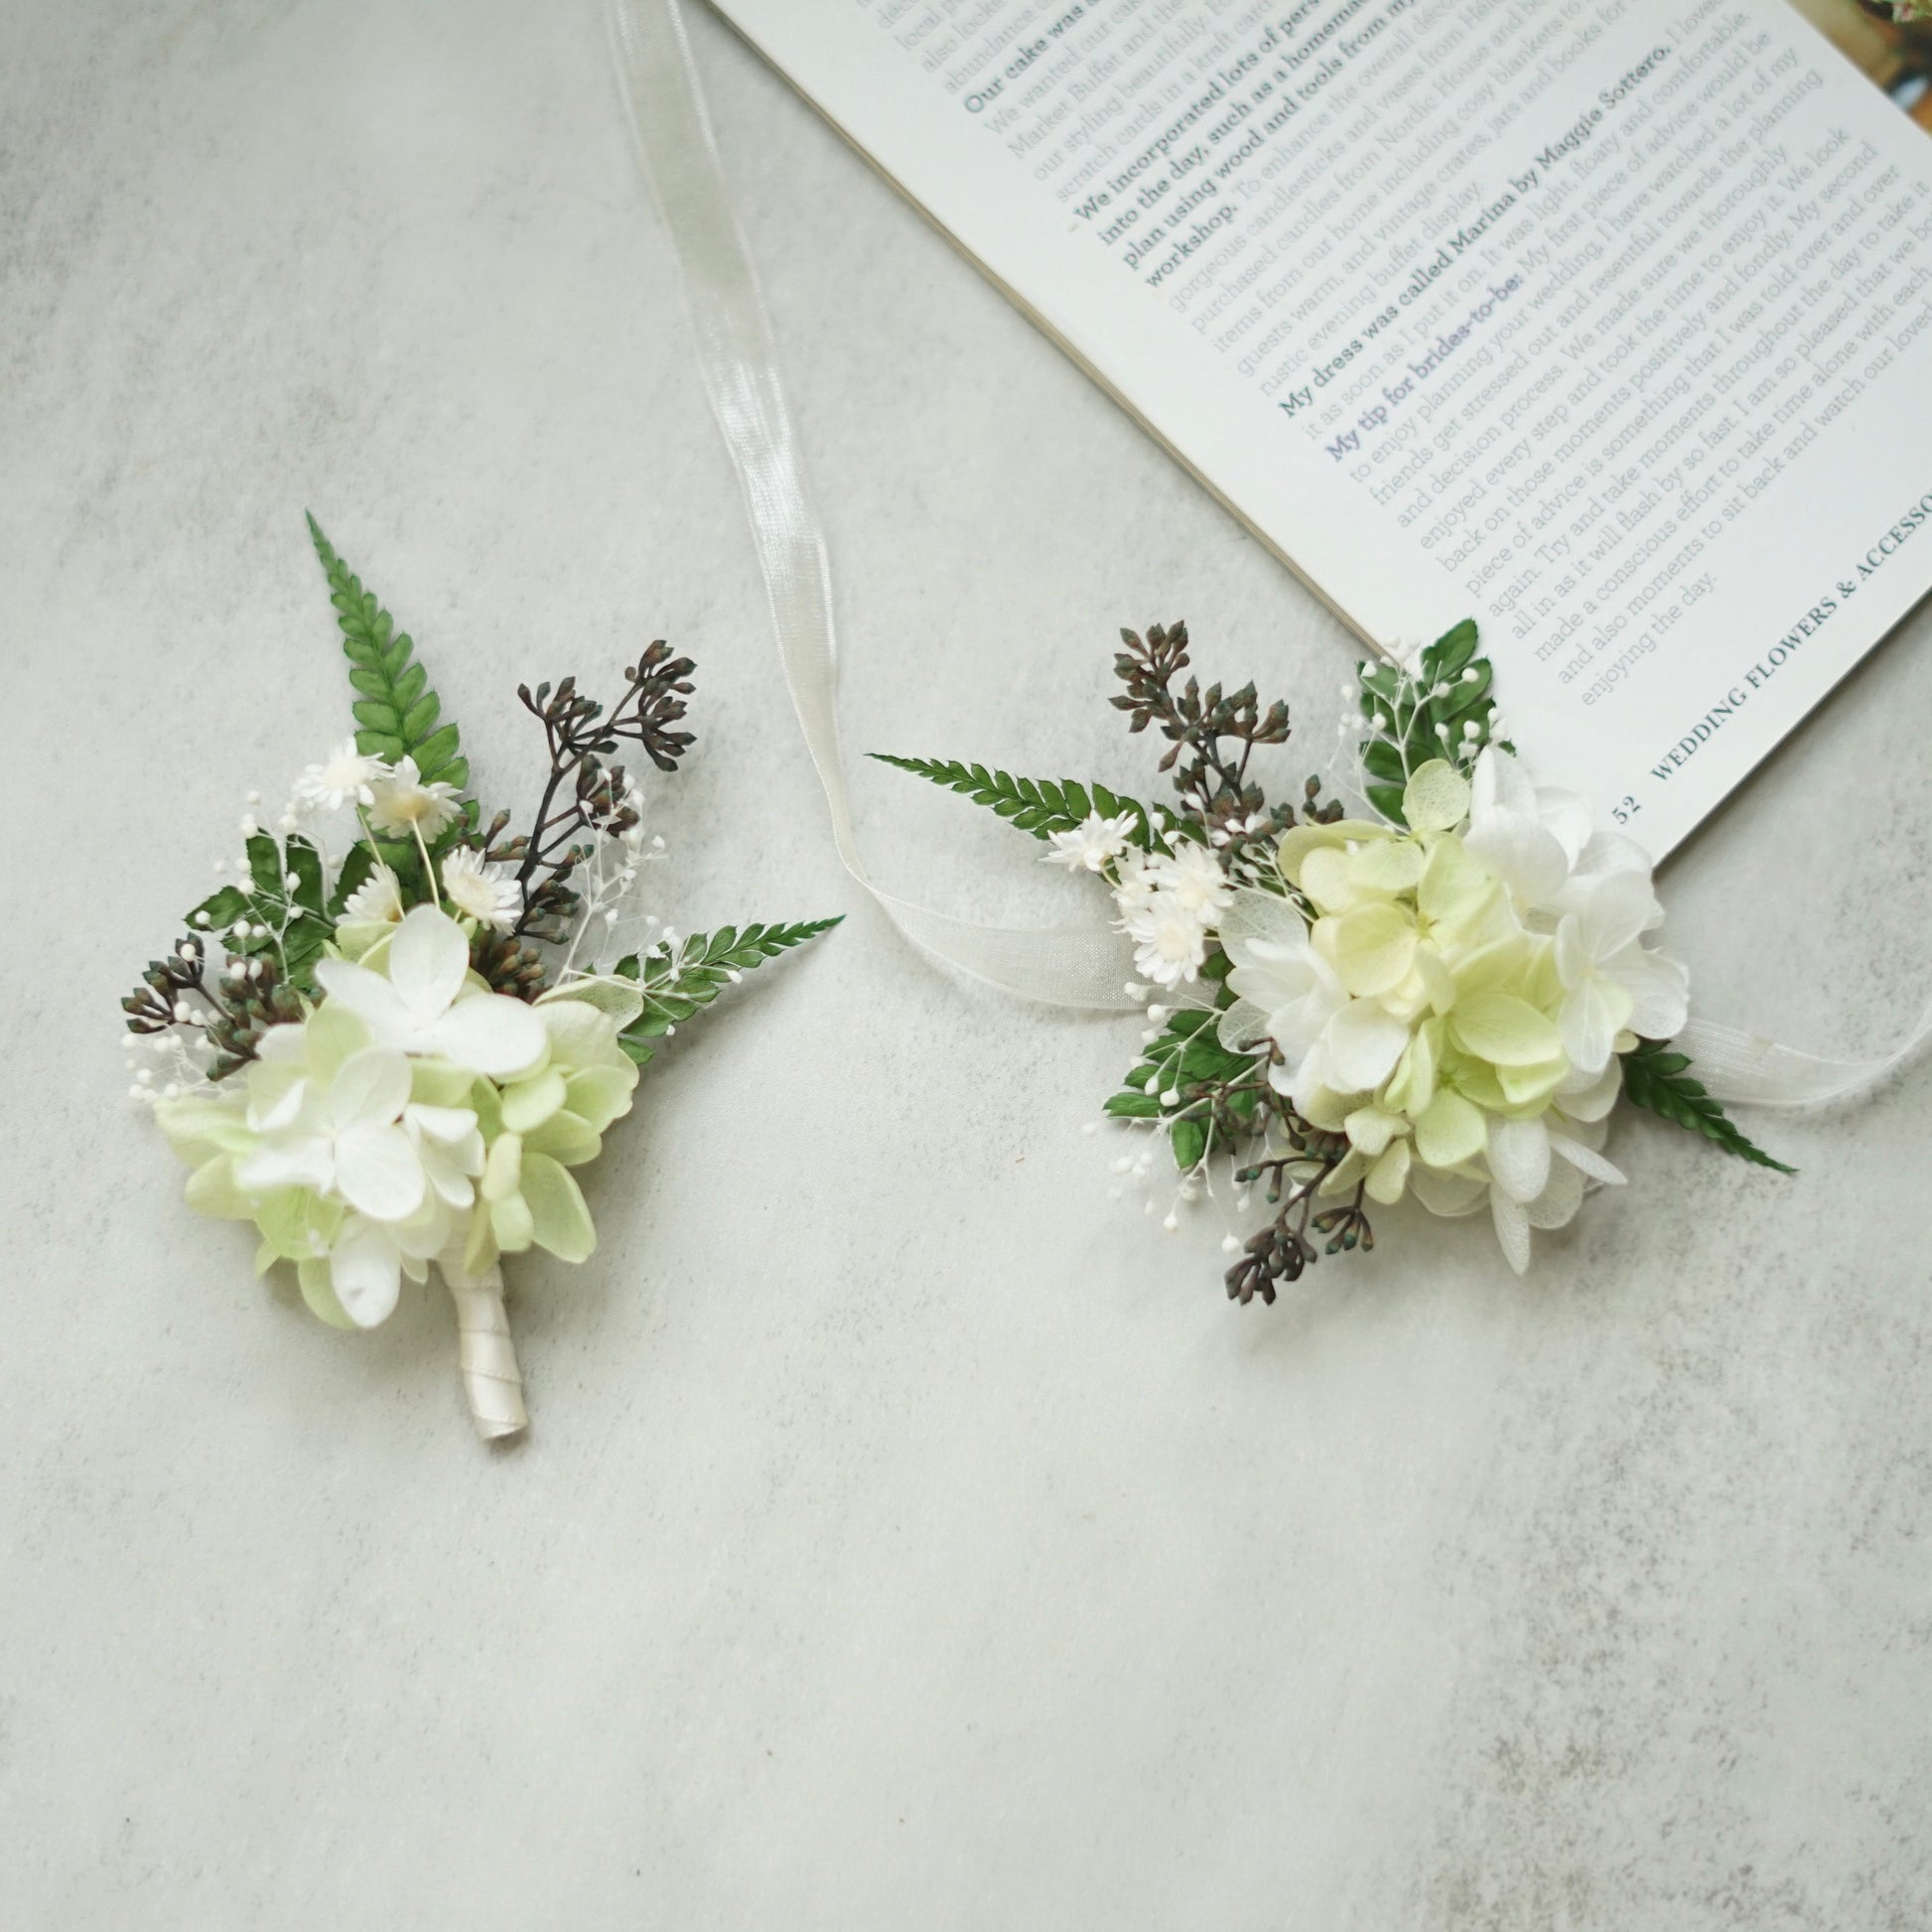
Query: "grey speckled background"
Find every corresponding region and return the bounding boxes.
[2,3,1929,1926]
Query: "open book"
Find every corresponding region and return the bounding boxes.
[705,0,1932,856]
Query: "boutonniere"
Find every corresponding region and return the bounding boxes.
[882,620,1786,1301]
[124,519,837,1439]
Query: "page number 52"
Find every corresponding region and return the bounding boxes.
[1611,794,1641,825]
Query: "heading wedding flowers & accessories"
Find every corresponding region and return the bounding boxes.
[124,518,836,1442]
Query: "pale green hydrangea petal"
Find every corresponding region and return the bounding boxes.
[297,1257,356,1329]
[1344,1105,1405,1158]
[501,1066,568,1135]
[1447,931,1537,1000]
[538,976,646,1031]
[1495,1055,1570,1111]
[1418,834,1493,926]
[1403,759,1471,834]
[331,918,395,964]
[1277,818,1391,889]
[1346,837,1427,897]
[185,1155,252,1221]
[1365,1139,1412,1205]
[564,1065,638,1135]
[482,1131,523,1204]
[538,1000,633,1072]
[1383,1021,1440,1117]
[156,1095,256,1162]
[409,1057,479,1110]
[1416,1089,1487,1168]
[523,1109,603,1168]
[250,1186,341,1264]
[490,1189,536,1254]
[521,1153,596,1263]
[303,1001,372,1081]
[1323,903,1418,997]
[1450,991,1563,1066]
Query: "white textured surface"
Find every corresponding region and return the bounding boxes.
[3,4,1929,1926]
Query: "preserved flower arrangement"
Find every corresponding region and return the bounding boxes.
[124,520,836,1438]
[882,620,1786,1303]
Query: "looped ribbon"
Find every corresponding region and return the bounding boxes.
[604,0,1930,1112]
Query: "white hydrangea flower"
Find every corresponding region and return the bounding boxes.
[229,1008,473,1327]
[367,755,463,840]
[237,1038,427,1223]
[1203,750,1689,1274]
[441,846,523,933]
[294,738,386,815]
[1042,809,1137,874]
[1552,869,1688,1074]
[315,904,545,1077]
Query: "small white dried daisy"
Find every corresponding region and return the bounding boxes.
[294,738,386,814]
[1124,897,1207,989]
[367,756,463,840]
[440,846,522,933]
[342,863,404,925]
[1041,809,1138,875]
[1143,840,1233,919]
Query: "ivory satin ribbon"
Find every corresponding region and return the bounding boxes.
[440,1244,528,1443]
[605,0,1930,1112]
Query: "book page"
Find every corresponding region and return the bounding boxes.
[709,0,1932,856]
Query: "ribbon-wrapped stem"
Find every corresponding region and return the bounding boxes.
[438,1244,528,1443]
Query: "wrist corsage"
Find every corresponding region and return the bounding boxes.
[883,620,1786,1302]
[124,519,836,1439]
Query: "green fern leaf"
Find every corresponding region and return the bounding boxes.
[1620,1036,1795,1173]
[614,918,841,1063]
[306,513,470,795]
[871,754,1172,850]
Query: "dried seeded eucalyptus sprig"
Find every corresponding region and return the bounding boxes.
[882,616,1786,1299]
[121,936,307,1084]
[476,647,696,947]
[1112,621,1333,876]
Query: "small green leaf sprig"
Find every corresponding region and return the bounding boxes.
[881,618,1786,1304]
[1353,619,1511,825]
[1619,1037,1793,1173]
